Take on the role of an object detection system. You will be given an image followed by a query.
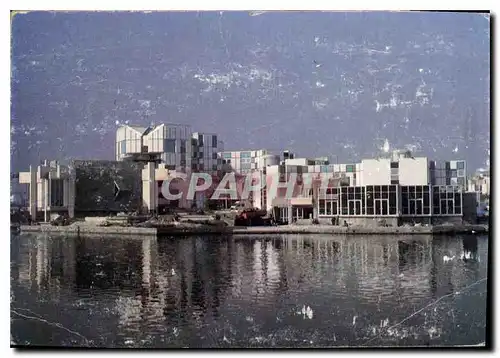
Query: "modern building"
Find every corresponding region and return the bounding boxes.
[116,124,229,210]
[191,132,223,175]
[430,159,468,189]
[265,155,334,221]
[116,123,192,172]
[190,132,224,208]
[314,150,467,226]
[217,149,280,209]
[218,149,277,175]
[18,160,143,221]
[467,169,490,198]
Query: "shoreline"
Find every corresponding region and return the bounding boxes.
[18,223,488,237]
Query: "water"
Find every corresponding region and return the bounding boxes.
[10,234,488,348]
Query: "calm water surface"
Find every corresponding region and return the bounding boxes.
[10,234,488,348]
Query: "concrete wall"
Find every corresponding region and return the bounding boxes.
[318,216,399,227]
[361,158,391,185]
[72,160,143,215]
[399,157,429,185]
[431,216,463,225]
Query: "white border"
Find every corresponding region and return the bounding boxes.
[3,1,496,357]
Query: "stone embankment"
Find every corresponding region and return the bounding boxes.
[20,222,488,237]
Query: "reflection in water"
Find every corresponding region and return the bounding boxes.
[11,234,488,348]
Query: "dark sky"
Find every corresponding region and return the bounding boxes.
[11,11,490,172]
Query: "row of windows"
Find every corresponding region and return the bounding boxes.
[318,185,463,217]
[429,160,465,170]
[401,186,430,215]
[432,189,462,215]
[193,152,218,159]
[221,151,255,159]
[319,197,398,216]
[318,185,398,216]
[193,134,218,147]
[191,164,218,172]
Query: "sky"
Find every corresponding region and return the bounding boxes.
[10,11,490,172]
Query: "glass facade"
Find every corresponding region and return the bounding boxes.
[164,139,176,153]
[319,185,396,216]
[318,184,462,217]
[366,185,397,216]
[401,185,431,216]
[432,185,462,215]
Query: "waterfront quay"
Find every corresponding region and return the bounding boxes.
[19,223,488,237]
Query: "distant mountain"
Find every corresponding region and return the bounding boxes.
[11,11,490,172]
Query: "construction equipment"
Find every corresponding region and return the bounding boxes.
[234,208,272,226]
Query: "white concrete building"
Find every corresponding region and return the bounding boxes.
[18,160,72,222]
[467,170,490,197]
[360,151,430,186]
[116,123,192,172]
[218,149,280,209]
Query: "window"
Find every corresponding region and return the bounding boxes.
[454,192,462,214]
[423,188,430,215]
[212,153,217,160]
[241,151,251,158]
[319,200,325,215]
[346,164,355,173]
[223,152,231,159]
[447,199,454,215]
[212,135,218,147]
[180,140,186,153]
[390,162,399,168]
[457,161,465,170]
[416,200,423,215]
[348,187,354,199]
[389,191,397,215]
[198,135,204,146]
[326,201,332,215]
[354,187,361,200]
[366,186,374,215]
[164,139,176,153]
[451,169,457,177]
[121,140,126,154]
